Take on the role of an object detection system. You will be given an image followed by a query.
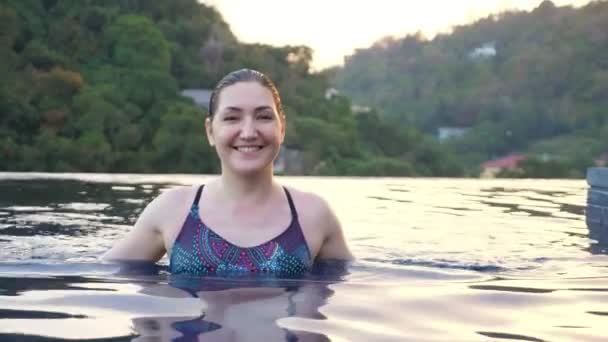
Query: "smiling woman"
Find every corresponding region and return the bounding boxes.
[205,70,286,176]
[103,69,353,276]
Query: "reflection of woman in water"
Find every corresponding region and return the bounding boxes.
[103,69,353,276]
[131,275,336,341]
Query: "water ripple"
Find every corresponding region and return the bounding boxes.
[477,331,546,342]
[0,175,607,340]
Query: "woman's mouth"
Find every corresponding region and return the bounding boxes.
[233,145,263,152]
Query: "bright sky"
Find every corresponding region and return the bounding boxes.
[204,0,593,70]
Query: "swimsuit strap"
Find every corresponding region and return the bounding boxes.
[195,185,292,210]
[283,187,298,219]
[192,185,204,207]
[194,185,295,217]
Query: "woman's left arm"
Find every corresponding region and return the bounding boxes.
[316,200,354,260]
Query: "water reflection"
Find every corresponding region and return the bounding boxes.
[479,187,585,219]
[0,269,338,341]
[125,260,344,341]
[1,176,607,341]
[475,185,608,257]
[587,223,608,255]
[0,334,134,341]
[586,185,608,255]
[0,275,118,296]
[477,331,546,342]
[0,176,604,273]
[0,179,170,262]
[469,285,555,294]
[133,276,333,341]
[0,179,164,229]
[0,309,87,319]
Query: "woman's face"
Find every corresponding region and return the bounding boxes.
[205,82,285,176]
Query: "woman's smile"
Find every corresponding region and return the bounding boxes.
[233,145,264,153]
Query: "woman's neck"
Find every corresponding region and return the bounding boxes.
[217,168,278,204]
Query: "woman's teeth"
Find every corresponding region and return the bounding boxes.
[235,146,261,152]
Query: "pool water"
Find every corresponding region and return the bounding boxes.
[0,173,607,341]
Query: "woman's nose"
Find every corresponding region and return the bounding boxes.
[239,118,257,138]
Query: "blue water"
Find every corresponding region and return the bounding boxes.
[0,173,607,341]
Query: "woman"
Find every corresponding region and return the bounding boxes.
[103,69,353,276]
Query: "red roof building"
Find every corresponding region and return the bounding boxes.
[482,154,527,169]
[481,154,527,178]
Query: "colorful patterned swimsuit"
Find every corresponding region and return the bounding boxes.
[169,185,312,277]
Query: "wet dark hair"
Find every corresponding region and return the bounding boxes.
[208,68,284,119]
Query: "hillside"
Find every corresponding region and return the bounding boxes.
[334,0,608,177]
[0,0,462,176]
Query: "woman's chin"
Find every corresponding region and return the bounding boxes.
[220,150,279,176]
[224,161,274,177]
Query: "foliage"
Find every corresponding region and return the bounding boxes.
[0,0,462,176]
[334,0,608,177]
[497,155,592,179]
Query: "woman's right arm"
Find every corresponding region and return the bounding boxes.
[102,191,173,262]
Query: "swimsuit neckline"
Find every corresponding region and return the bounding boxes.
[194,206,297,250]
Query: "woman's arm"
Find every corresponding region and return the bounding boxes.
[315,198,354,261]
[102,191,173,262]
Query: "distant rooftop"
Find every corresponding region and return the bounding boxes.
[437,127,469,142]
[351,105,371,113]
[482,154,527,170]
[469,42,497,60]
[181,89,213,110]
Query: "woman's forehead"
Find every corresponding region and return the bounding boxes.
[217,82,276,111]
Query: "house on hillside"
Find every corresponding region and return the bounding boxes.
[437,127,470,142]
[480,154,527,178]
[181,89,213,111]
[469,42,497,60]
[351,105,371,114]
[325,87,340,100]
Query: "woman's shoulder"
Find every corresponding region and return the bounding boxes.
[284,185,352,260]
[155,185,199,203]
[145,185,200,216]
[284,186,335,226]
[285,187,328,210]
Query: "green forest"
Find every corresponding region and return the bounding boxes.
[1,0,605,178]
[0,0,462,176]
[334,0,608,178]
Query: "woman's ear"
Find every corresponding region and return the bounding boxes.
[205,117,215,146]
[280,114,286,143]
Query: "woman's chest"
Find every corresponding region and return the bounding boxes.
[170,219,312,276]
[200,207,293,247]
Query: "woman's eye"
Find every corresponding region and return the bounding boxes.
[258,113,274,120]
[223,116,238,121]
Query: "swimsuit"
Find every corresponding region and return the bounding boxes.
[169,185,312,277]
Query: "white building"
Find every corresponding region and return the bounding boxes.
[325,87,340,100]
[469,42,497,60]
[437,127,470,142]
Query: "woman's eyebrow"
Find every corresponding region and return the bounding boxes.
[223,106,243,113]
[222,106,273,113]
[254,106,274,112]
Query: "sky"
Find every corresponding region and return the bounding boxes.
[203,0,594,70]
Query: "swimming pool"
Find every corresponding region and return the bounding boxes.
[0,173,606,341]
